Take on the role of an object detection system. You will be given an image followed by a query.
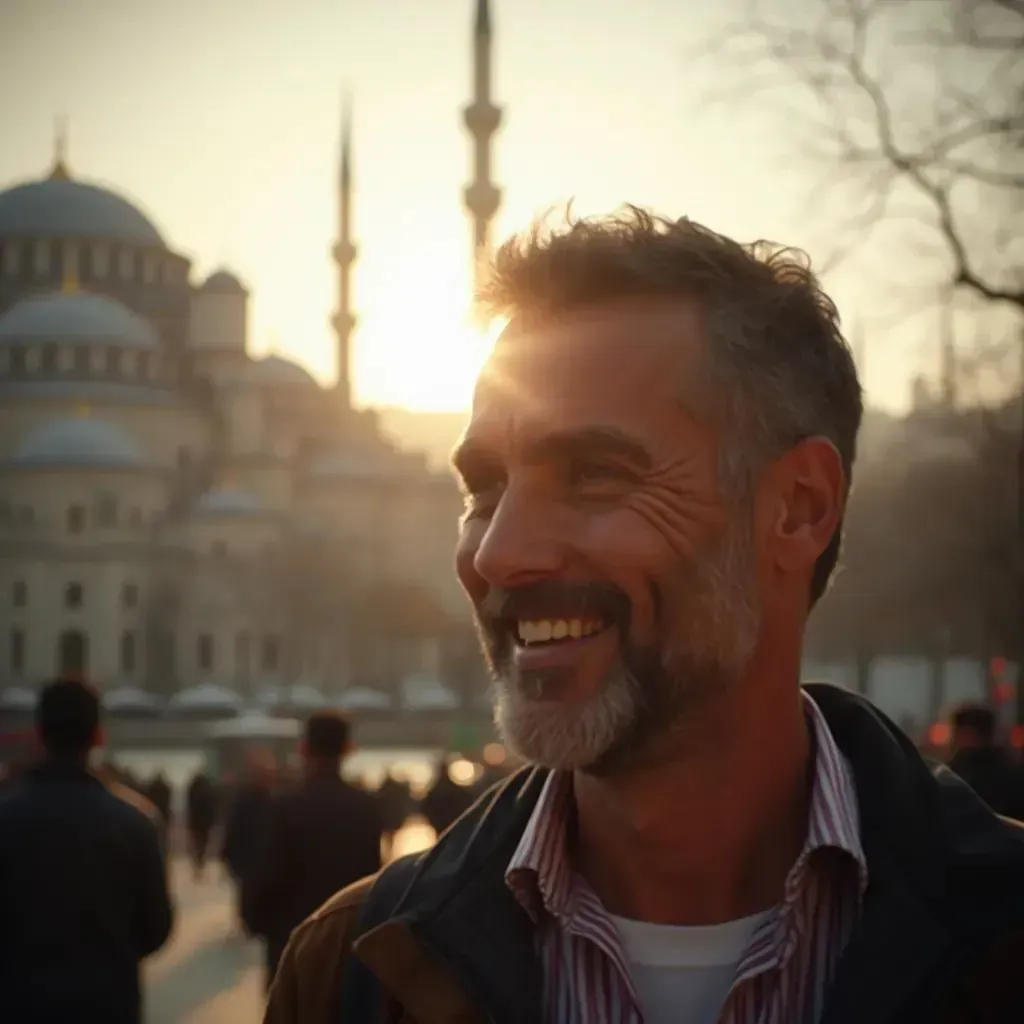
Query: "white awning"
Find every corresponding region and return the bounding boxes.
[336,686,392,710]
[168,682,243,710]
[103,686,162,712]
[0,686,36,710]
[204,711,302,740]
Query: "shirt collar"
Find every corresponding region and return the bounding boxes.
[506,689,868,923]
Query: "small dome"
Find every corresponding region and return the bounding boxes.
[0,291,158,347]
[0,176,165,247]
[201,269,246,294]
[13,417,144,467]
[195,488,265,515]
[248,354,316,387]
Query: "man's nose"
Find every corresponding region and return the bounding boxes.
[472,487,565,589]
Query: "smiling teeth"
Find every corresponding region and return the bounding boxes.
[517,619,604,645]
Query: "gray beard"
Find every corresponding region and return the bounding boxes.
[486,523,760,774]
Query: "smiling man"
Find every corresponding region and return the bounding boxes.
[264,209,1024,1024]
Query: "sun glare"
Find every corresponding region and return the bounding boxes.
[355,296,505,412]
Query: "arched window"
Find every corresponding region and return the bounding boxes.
[40,344,58,374]
[235,631,251,677]
[64,582,84,609]
[261,636,281,673]
[73,346,91,374]
[120,630,137,674]
[66,505,86,534]
[1,243,19,278]
[8,345,26,375]
[10,628,26,673]
[106,348,122,375]
[57,630,88,676]
[197,633,215,672]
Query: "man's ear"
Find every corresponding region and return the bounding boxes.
[770,436,845,575]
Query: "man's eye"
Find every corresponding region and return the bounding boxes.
[566,461,627,487]
[459,480,502,518]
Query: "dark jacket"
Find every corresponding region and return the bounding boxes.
[222,781,275,883]
[264,684,1024,1024]
[249,771,383,962]
[948,746,1024,821]
[0,760,174,1024]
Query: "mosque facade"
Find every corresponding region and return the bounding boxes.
[0,2,502,708]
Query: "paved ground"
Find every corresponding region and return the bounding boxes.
[145,862,264,1024]
[144,819,437,1023]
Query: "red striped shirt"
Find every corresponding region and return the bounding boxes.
[506,692,868,1023]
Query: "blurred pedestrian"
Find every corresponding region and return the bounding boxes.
[248,711,383,989]
[185,770,218,881]
[222,748,277,933]
[948,703,1024,820]
[0,678,172,1023]
[375,770,412,846]
[420,756,474,835]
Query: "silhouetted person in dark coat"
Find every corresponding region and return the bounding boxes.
[420,757,475,836]
[147,772,172,824]
[186,771,218,880]
[248,711,383,990]
[948,703,1024,820]
[0,679,173,1024]
[376,772,412,841]
[222,749,276,932]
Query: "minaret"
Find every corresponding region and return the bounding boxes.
[462,0,502,296]
[50,116,71,181]
[331,94,357,409]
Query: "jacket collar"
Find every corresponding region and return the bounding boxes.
[806,684,1024,1024]
[354,684,1024,1024]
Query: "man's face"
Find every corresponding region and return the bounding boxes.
[453,300,762,773]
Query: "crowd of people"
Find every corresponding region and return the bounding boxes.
[0,675,497,1022]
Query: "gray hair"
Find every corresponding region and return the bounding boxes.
[476,205,864,603]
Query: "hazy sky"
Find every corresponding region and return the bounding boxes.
[0,0,946,410]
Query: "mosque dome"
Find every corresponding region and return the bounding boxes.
[248,354,316,387]
[195,488,266,515]
[0,290,159,348]
[0,176,165,247]
[201,269,246,294]
[13,417,144,467]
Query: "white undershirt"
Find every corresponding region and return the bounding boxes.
[611,909,773,1024]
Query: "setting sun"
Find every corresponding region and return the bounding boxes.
[354,280,504,411]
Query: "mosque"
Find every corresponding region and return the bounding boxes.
[0,2,503,711]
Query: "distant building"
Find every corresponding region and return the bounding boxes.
[0,2,503,701]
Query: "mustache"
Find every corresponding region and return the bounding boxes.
[479,579,632,628]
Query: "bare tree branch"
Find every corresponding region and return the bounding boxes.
[699,0,1024,310]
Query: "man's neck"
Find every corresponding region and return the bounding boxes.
[572,671,812,926]
[305,758,341,780]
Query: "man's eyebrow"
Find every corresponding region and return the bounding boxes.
[451,426,654,479]
[523,427,653,469]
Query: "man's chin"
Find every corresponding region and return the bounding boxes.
[490,671,642,773]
